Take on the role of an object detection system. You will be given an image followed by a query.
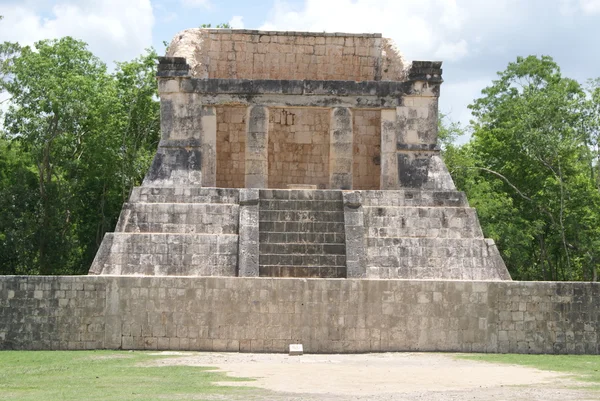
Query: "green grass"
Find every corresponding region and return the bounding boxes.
[0,351,258,401]
[457,353,600,389]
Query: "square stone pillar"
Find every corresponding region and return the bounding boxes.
[396,95,440,188]
[238,189,260,277]
[342,191,366,278]
[245,105,269,188]
[329,107,353,190]
[143,77,205,186]
[200,106,217,187]
[380,109,399,190]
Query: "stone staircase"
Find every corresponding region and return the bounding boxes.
[362,190,510,280]
[89,187,240,276]
[258,190,347,278]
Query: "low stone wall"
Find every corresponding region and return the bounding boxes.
[1,276,598,354]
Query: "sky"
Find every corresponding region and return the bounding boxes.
[1,0,599,131]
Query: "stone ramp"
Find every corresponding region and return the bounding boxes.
[89,187,240,276]
[258,190,346,278]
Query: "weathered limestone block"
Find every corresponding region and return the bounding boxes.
[200,106,217,187]
[380,109,399,190]
[343,191,366,278]
[329,107,353,190]
[245,105,269,189]
[238,189,260,277]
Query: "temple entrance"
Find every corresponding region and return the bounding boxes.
[267,108,331,189]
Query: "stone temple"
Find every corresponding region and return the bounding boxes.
[90,28,511,281]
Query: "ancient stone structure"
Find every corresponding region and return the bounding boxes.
[6,30,600,356]
[89,28,510,281]
[2,275,599,354]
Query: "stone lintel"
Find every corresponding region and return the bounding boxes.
[407,61,443,83]
[179,78,440,97]
[157,56,190,78]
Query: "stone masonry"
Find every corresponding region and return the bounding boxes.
[2,276,599,354]
[89,29,510,281]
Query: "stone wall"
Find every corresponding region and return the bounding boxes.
[353,110,381,190]
[216,106,246,188]
[267,108,330,189]
[1,276,598,354]
[166,29,400,81]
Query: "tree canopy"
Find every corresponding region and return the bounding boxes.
[0,37,159,275]
[444,56,600,281]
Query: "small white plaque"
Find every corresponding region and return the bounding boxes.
[289,343,303,356]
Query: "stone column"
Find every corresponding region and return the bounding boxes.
[238,189,260,277]
[394,61,450,189]
[396,95,440,188]
[200,106,217,187]
[245,105,269,188]
[380,109,399,190]
[329,107,353,190]
[143,57,205,186]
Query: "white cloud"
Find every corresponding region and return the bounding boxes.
[229,15,244,29]
[434,39,468,61]
[181,0,211,8]
[259,0,472,62]
[559,0,600,14]
[0,0,155,65]
[580,0,600,13]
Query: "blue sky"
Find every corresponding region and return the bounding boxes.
[1,0,600,131]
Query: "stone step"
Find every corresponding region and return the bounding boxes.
[259,210,344,222]
[117,203,238,234]
[259,232,345,244]
[259,189,343,201]
[259,265,346,278]
[91,232,238,276]
[366,226,481,239]
[259,221,345,234]
[260,242,346,255]
[362,190,468,207]
[130,187,239,204]
[260,253,346,267]
[364,206,483,238]
[366,237,496,258]
[259,199,344,212]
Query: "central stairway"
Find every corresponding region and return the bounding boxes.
[258,190,347,278]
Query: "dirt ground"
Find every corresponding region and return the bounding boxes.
[146,351,599,401]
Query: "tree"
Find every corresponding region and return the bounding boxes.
[0,37,159,275]
[445,56,600,280]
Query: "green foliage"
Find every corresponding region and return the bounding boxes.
[200,23,232,28]
[443,55,600,281]
[0,38,159,275]
[0,351,256,400]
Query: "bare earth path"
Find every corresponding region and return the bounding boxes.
[147,352,598,401]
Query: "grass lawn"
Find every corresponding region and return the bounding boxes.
[458,353,600,389]
[0,350,257,401]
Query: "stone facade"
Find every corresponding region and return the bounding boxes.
[1,276,599,354]
[89,28,510,281]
